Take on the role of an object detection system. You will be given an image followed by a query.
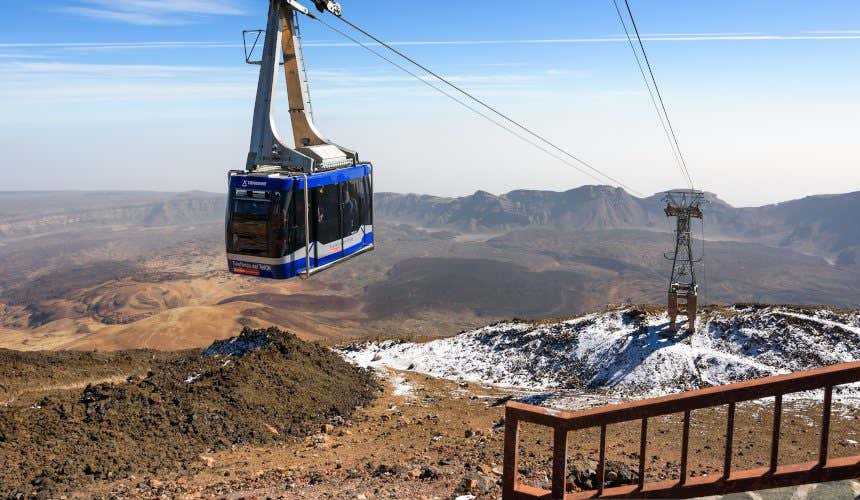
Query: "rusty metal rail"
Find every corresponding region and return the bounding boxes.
[503,361,860,499]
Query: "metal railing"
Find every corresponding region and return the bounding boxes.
[503,361,860,499]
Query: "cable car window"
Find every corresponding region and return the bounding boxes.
[313,185,340,245]
[233,190,270,219]
[344,177,371,230]
[269,191,288,258]
[228,189,275,256]
[342,181,362,236]
[361,176,372,226]
[286,189,306,256]
[233,200,269,216]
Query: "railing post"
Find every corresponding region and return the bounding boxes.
[503,410,520,500]
[769,394,782,472]
[680,409,691,485]
[819,385,833,467]
[723,402,736,479]
[638,417,648,490]
[552,427,568,499]
[597,424,607,496]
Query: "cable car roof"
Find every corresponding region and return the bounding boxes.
[229,163,371,191]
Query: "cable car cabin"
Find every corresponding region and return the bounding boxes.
[226,164,374,279]
[229,0,372,279]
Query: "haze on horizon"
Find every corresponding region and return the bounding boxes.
[1,0,859,207]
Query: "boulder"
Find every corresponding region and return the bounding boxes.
[567,458,637,491]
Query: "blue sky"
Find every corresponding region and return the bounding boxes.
[1,1,859,206]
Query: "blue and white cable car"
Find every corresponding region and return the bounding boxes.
[226,0,373,279]
[226,164,373,279]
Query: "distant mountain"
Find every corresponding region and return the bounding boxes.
[376,186,660,231]
[2,188,859,351]
[837,247,860,270]
[7,188,856,260]
[755,192,860,256]
[376,188,860,260]
[0,192,223,239]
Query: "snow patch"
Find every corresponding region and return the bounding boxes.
[203,330,273,358]
[391,373,413,397]
[339,306,860,401]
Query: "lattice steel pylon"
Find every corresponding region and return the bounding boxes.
[664,190,704,333]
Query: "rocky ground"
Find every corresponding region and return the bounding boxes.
[22,368,854,499]
[0,328,378,497]
[1,307,859,498]
[0,348,187,406]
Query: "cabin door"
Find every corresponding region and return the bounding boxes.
[311,184,344,264]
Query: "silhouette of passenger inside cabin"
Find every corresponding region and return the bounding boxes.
[342,188,359,234]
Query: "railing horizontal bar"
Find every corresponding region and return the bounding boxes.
[513,455,860,499]
[506,361,860,430]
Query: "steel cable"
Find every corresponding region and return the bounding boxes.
[322,13,643,195]
[611,0,689,189]
[310,16,637,190]
[619,0,695,190]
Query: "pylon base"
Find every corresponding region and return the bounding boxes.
[668,290,697,333]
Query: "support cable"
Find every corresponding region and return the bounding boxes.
[619,0,694,190]
[326,14,642,195]
[611,0,687,188]
[311,16,637,190]
[700,215,708,306]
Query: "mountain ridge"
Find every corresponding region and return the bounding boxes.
[376,188,860,260]
[3,186,857,264]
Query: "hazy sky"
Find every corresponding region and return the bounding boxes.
[1,0,859,206]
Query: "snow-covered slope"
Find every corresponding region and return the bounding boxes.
[339,305,860,398]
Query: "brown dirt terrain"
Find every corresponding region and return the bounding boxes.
[23,369,856,499]
[5,214,860,356]
[218,293,361,312]
[0,348,184,406]
[0,327,379,497]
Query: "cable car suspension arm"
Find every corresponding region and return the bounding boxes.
[246,0,354,173]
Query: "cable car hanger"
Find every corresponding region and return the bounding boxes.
[226,0,373,281]
[246,0,352,174]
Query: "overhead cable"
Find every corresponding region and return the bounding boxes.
[617,0,695,189]
[311,16,640,191]
[611,0,688,188]
[321,13,642,195]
